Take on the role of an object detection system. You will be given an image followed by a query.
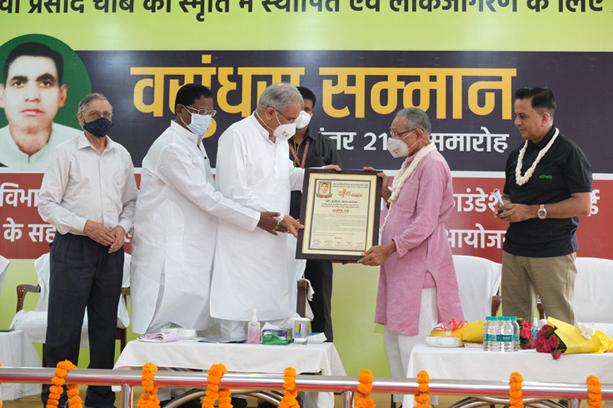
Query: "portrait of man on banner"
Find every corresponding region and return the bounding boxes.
[0,36,90,171]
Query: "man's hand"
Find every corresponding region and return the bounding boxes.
[496,203,536,223]
[83,220,115,246]
[277,215,304,237]
[257,211,281,235]
[357,241,396,266]
[322,164,342,172]
[363,166,391,202]
[108,226,126,253]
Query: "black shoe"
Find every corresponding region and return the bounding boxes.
[257,402,276,408]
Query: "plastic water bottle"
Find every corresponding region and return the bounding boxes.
[500,316,515,352]
[511,317,520,351]
[483,316,495,351]
[247,309,261,344]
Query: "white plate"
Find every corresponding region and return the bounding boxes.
[425,336,463,348]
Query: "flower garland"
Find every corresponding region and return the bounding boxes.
[509,372,523,408]
[354,369,375,408]
[515,128,559,186]
[586,375,602,408]
[414,370,431,408]
[202,363,232,408]
[278,367,300,408]
[137,362,160,408]
[46,360,82,408]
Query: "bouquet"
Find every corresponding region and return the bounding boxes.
[519,319,536,350]
[535,317,613,359]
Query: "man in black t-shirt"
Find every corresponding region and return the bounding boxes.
[289,86,342,341]
[496,87,592,324]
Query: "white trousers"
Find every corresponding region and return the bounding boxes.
[384,288,439,406]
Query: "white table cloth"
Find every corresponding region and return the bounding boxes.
[404,344,613,406]
[114,340,346,407]
[0,330,41,400]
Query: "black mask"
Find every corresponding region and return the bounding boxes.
[83,117,113,138]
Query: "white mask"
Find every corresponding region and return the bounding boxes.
[387,137,418,158]
[294,110,312,130]
[183,112,212,136]
[273,111,296,141]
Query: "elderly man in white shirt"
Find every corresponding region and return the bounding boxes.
[211,83,339,342]
[38,93,137,408]
[130,84,292,336]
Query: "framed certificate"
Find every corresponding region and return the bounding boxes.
[296,169,382,261]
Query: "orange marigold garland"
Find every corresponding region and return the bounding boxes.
[46,360,81,408]
[587,375,602,408]
[509,372,524,408]
[414,370,431,408]
[354,369,375,408]
[137,362,160,408]
[202,363,232,408]
[278,367,300,408]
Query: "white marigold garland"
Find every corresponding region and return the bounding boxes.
[515,128,559,186]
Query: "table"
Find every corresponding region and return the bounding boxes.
[0,330,41,400]
[114,340,346,408]
[404,344,613,407]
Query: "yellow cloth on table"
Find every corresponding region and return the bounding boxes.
[430,320,484,343]
[548,317,613,354]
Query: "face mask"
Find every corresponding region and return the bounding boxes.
[273,111,296,141]
[183,111,212,136]
[294,110,312,130]
[83,117,113,138]
[387,137,418,158]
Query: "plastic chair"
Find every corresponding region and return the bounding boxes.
[573,257,613,335]
[11,252,131,352]
[453,255,502,320]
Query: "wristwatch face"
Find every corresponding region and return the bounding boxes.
[538,207,547,219]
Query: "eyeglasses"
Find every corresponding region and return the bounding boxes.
[389,128,417,139]
[270,107,297,123]
[185,105,217,117]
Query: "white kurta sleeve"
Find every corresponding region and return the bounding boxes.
[156,143,260,232]
[216,128,271,211]
[117,150,138,233]
[37,150,87,234]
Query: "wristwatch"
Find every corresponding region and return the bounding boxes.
[537,204,547,220]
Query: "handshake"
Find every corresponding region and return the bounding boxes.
[257,212,303,237]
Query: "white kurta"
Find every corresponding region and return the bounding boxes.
[130,121,260,334]
[211,114,304,322]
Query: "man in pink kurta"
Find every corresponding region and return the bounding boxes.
[360,108,463,404]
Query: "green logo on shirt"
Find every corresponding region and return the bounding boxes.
[539,174,553,180]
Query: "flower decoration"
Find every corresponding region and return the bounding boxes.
[137,362,160,408]
[519,320,536,349]
[414,370,431,408]
[278,367,300,408]
[535,324,565,359]
[354,369,375,408]
[509,372,523,408]
[46,360,82,408]
[586,375,602,408]
[202,363,232,408]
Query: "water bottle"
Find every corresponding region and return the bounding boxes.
[483,316,495,351]
[247,309,261,344]
[511,317,520,351]
[500,316,515,352]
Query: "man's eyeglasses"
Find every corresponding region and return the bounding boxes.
[186,105,217,117]
[389,128,417,139]
[270,107,297,123]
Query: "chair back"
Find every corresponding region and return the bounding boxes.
[453,255,501,321]
[574,257,613,324]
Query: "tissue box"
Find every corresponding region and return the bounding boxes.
[261,328,292,345]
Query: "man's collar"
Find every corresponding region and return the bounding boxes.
[529,125,556,151]
[171,120,202,145]
[250,113,275,143]
[77,132,114,151]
